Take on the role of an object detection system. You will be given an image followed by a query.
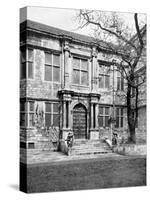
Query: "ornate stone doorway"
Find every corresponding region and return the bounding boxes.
[73,103,87,139]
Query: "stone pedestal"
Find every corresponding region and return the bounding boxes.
[89,129,100,140]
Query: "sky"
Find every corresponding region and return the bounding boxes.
[20,6,146,37]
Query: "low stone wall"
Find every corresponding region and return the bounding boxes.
[113,144,146,156]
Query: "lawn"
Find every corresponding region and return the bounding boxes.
[20,156,146,193]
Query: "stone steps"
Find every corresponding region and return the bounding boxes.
[70,140,112,156]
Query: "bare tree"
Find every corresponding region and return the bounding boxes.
[77,10,146,143]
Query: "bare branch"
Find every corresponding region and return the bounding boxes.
[134,13,144,48]
[79,10,138,51]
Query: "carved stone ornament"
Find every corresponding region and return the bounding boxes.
[91,47,98,58]
[63,41,71,57]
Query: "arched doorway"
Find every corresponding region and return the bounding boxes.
[73,103,87,139]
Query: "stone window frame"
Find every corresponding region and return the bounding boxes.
[99,106,110,128]
[20,101,35,128]
[45,102,59,129]
[20,48,34,80]
[44,52,61,83]
[115,107,124,128]
[72,56,89,86]
[98,64,110,89]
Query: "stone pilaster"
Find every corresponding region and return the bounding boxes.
[89,93,100,140]
[63,101,66,129]
[95,103,99,129]
[68,101,72,128]
[90,103,93,129]
[63,41,71,89]
[91,46,98,92]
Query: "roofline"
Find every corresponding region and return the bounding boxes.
[20,20,96,45]
[20,20,118,53]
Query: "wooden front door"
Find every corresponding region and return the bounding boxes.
[73,104,87,139]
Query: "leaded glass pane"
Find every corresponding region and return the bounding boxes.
[99,116,103,127]
[21,63,26,79]
[53,54,60,66]
[105,116,109,127]
[29,113,34,127]
[21,50,26,62]
[81,71,88,85]
[20,102,26,111]
[53,66,60,82]
[45,53,52,65]
[105,75,110,88]
[28,62,33,79]
[99,75,104,88]
[73,58,80,69]
[73,69,80,84]
[53,114,59,126]
[121,117,123,127]
[105,107,109,115]
[116,108,119,116]
[45,65,52,81]
[45,113,51,128]
[53,103,59,113]
[81,59,88,71]
[99,107,103,115]
[121,108,123,116]
[115,117,119,128]
[27,49,33,62]
[121,77,124,90]
[20,113,26,126]
[45,103,51,112]
[117,77,121,90]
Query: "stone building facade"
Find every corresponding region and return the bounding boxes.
[20,20,146,152]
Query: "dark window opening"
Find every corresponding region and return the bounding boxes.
[20,142,26,149]
[28,142,35,149]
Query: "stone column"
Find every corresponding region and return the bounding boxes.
[91,46,98,91]
[61,47,65,89]
[68,101,72,128]
[64,41,71,89]
[63,101,66,128]
[90,103,93,129]
[95,103,99,128]
[89,94,100,140]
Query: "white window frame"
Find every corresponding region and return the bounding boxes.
[72,56,89,86]
[44,52,60,83]
[98,65,110,89]
[45,102,59,128]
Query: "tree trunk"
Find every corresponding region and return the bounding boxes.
[127,79,136,143]
[128,123,136,143]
